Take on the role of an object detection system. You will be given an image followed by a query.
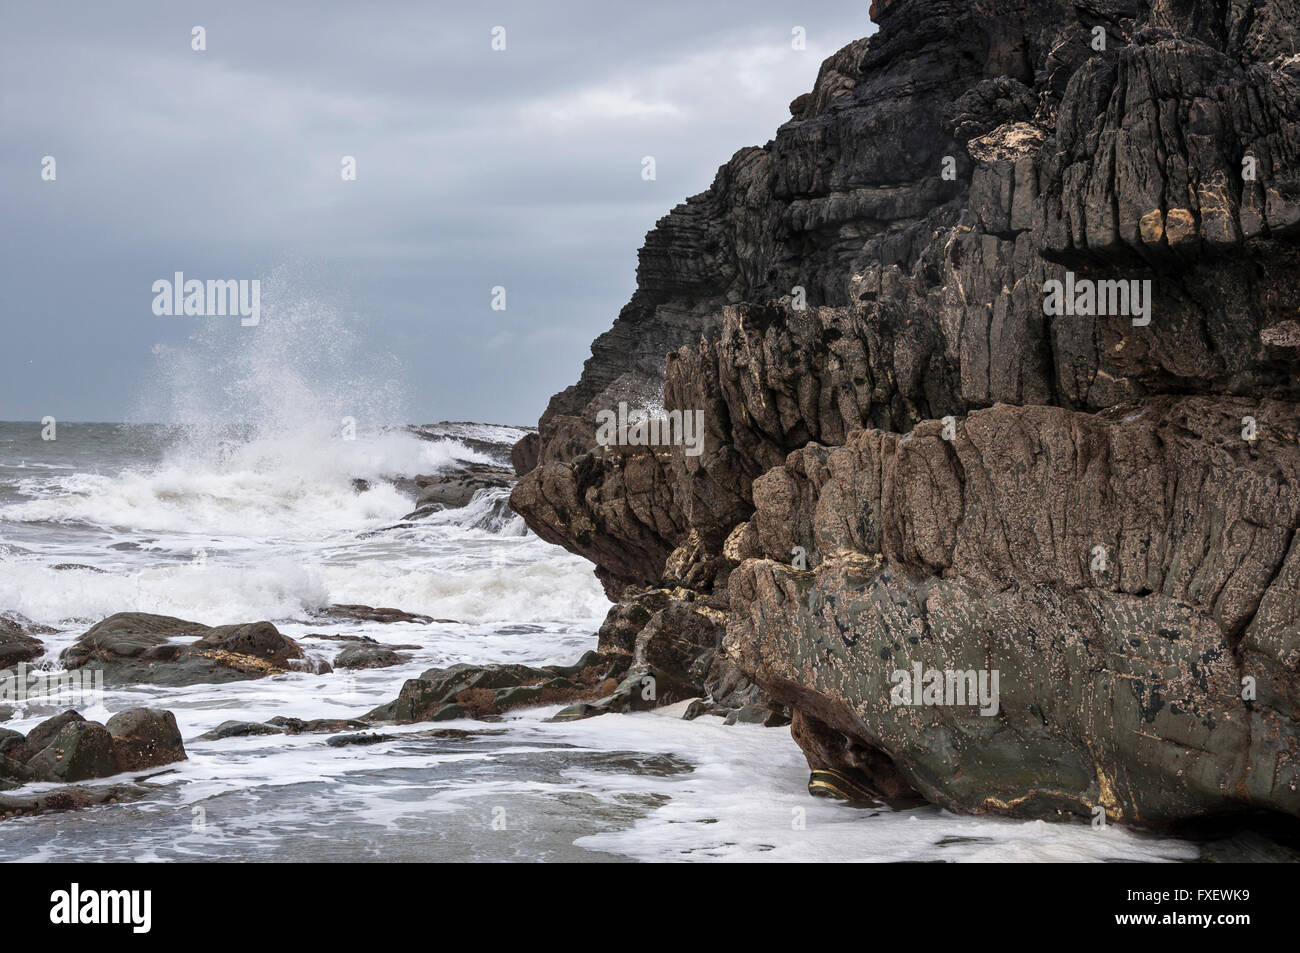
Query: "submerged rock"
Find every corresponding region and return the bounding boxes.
[326,732,394,747]
[196,720,283,741]
[333,644,412,669]
[0,782,150,819]
[318,604,438,625]
[366,651,625,724]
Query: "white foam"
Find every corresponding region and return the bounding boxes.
[540,714,1201,863]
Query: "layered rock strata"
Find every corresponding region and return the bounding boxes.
[510,0,1300,826]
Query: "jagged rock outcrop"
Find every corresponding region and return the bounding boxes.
[510,0,1300,827]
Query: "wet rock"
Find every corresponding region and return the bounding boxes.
[287,656,333,675]
[400,464,515,521]
[24,710,86,754]
[263,716,369,735]
[326,732,394,747]
[105,708,186,772]
[426,703,468,722]
[62,613,310,686]
[0,613,48,668]
[13,708,187,784]
[0,727,26,760]
[682,699,726,720]
[367,652,621,724]
[197,720,283,741]
[192,621,306,670]
[333,644,411,670]
[0,756,32,786]
[0,782,149,819]
[550,666,698,722]
[319,605,437,625]
[724,704,791,728]
[25,720,117,783]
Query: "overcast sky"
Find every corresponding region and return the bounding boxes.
[1,1,872,426]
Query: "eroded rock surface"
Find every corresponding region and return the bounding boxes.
[510,0,1300,826]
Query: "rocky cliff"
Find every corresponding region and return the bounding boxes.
[510,0,1300,828]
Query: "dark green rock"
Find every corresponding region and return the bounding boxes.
[25,720,117,783]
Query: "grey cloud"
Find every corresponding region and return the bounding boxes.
[0,0,871,424]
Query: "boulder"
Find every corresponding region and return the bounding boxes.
[24,710,86,754]
[105,708,186,772]
[24,720,117,783]
[367,651,619,724]
[61,613,310,686]
[2,707,187,790]
[333,644,411,670]
[0,613,48,668]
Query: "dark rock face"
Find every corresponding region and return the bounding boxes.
[729,397,1300,823]
[198,720,283,741]
[511,431,541,476]
[510,0,1300,826]
[62,613,315,686]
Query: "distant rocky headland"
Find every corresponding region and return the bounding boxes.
[508,0,1300,829]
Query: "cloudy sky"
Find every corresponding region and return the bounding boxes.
[1,1,872,426]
